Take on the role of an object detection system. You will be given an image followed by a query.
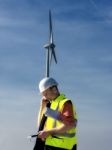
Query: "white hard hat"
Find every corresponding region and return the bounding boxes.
[39,77,58,93]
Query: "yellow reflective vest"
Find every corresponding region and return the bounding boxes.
[45,94,77,150]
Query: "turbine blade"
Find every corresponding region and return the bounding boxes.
[53,49,57,64]
[49,10,54,44]
[49,11,57,64]
[51,47,57,64]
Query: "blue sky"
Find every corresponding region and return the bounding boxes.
[0,0,112,150]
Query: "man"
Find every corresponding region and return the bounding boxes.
[37,77,77,150]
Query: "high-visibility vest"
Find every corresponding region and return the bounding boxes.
[45,94,77,150]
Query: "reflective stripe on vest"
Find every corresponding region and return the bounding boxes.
[53,132,76,138]
[45,107,60,121]
[45,107,77,127]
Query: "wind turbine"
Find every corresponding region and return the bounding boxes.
[44,10,57,77]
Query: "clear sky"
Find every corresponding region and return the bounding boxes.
[0,0,112,150]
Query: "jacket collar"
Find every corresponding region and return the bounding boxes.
[52,93,66,102]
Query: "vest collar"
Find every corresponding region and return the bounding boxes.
[52,93,66,102]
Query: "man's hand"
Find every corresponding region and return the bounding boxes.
[38,130,50,141]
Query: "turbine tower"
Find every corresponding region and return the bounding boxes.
[44,10,57,77]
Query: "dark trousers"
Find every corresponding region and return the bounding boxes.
[44,144,77,150]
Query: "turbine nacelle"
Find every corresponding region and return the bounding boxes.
[44,43,55,49]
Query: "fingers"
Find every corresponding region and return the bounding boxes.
[38,130,50,140]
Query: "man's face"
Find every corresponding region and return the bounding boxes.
[41,88,53,100]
